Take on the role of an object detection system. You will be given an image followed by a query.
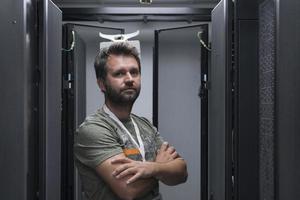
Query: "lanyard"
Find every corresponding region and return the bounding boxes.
[103,104,146,161]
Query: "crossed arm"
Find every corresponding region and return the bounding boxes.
[95,142,188,200]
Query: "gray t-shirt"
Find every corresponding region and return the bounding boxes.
[74,107,164,200]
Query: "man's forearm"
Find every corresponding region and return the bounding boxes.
[125,177,158,199]
[110,154,188,192]
[153,158,188,186]
[97,154,159,200]
[108,174,158,200]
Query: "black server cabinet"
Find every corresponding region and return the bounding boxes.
[258,0,300,200]
[234,0,300,200]
[0,0,62,199]
[0,0,38,199]
[209,0,260,199]
[205,0,300,199]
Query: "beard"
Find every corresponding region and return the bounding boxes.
[104,83,141,106]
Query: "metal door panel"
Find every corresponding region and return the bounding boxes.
[276,0,300,200]
[237,20,259,200]
[38,0,62,199]
[61,23,124,200]
[154,24,208,200]
[209,0,233,199]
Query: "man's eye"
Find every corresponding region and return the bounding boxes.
[114,72,124,77]
[131,70,139,76]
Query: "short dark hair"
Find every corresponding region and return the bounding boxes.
[94,42,141,80]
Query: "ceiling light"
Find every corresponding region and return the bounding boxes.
[139,0,152,4]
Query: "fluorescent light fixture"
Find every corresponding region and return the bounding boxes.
[139,0,152,4]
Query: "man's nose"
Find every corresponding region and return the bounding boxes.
[124,72,134,83]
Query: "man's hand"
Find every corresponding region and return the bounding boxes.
[152,142,188,185]
[111,142,186,186]
[111,157,156,184]
[155,142,179,163]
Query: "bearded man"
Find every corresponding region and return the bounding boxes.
[74,42,188,200]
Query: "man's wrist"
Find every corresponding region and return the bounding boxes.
[150,161,163,180]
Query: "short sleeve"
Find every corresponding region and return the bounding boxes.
[154,130,164,150]
[74,123,123,168]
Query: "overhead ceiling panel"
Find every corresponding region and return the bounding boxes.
[53,0,220,6]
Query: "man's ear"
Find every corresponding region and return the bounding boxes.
[97,79,106,93]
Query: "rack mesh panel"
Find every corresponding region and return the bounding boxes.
[258,0,275,200]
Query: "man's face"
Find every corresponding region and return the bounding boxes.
[100,54,141,105]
